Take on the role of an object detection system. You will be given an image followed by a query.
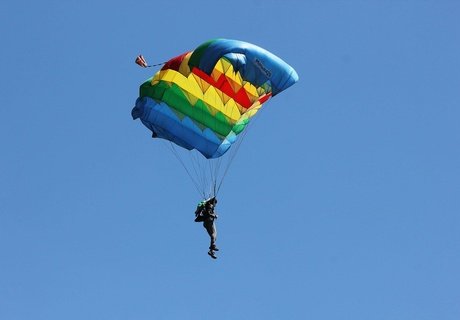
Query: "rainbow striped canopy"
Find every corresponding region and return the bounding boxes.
[132,39,299,159]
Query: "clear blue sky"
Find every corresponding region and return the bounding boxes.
[1,1,459,319]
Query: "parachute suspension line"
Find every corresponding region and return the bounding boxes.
[196,155,209,199]
[191,150,209,198]
[215,126,249,195]
[211,157,223,197]
[147,122,206,198]
[167,142,205,198]
[187,150,203,191]
[214,155,226,196]
[215,107,266,195]
[211,158,221,197]
[209,159,217,197]
[182,148,216,200]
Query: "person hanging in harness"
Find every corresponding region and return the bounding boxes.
[194,197,219,259]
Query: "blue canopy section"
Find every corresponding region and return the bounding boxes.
[132,97,233,159]
[189,39,299,96]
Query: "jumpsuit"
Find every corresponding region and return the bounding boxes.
[202,204,217,250]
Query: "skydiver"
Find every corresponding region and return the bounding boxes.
[195,197,219,259]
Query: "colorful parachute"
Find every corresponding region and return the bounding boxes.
[132,39,299,159]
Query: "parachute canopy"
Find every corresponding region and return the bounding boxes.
[132,39,299,159]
